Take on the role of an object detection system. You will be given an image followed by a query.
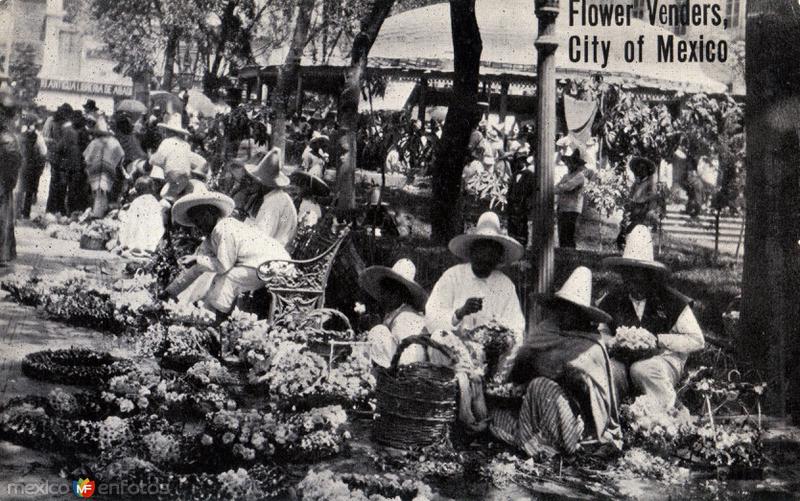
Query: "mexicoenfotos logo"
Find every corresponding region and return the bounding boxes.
[72,478,96,498]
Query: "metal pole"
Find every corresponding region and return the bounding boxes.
[530,0,559,327]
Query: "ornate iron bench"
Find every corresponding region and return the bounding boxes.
[256,223,351,325]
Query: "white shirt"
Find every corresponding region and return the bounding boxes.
[368,305,427,368]
[149,137,191,169]
[246,189,298,248]
[118,194,165,253]
[199,217,289,276]
[425,263,525,341]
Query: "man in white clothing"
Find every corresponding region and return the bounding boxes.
[166,189,289,318]
[426,211,525,341]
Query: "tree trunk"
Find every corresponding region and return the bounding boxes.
[430,0,482,243]
[272,0,315,163]
[337,0,396,210]
[162,30,179,91]
[740,0,800,418]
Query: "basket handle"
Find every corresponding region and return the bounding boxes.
[389,333,456,374]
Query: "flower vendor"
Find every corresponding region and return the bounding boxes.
[242,147,298,248]
[425,211,525,432]
[554,149,587,249]
[165,188,289,319]
[598,225,705,409]
[359,259,429,369]
[115,176,166,257]
[499,266,622,457]
[149,113,192,174]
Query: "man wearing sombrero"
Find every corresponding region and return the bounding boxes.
[359,259,429,369]
[291,169,331,227]
[598,225,705,408]
[165,187,289,319]
[554,148,588,249]
[149,113,192,174]
[493,266,622,457]
[242,147,298,248]
[426,211,525,339]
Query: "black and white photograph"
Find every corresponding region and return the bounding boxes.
[0,0,797,498]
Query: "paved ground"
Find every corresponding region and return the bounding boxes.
[0,224,131,501]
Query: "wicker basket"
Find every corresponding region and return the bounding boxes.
[373,335,459,449]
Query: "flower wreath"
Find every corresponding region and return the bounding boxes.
[21,348,134,386]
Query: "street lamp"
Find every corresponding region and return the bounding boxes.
[531,0,560,325]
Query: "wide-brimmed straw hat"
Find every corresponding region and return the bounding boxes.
[532,266,612,324]
[171,188,234,227]
[358,259,428,311]
[157,113,191,136]
[291,170,330,197]
[188,151,209,180]
[449,211,524,265]
[602,225,670,275]
[245,147,290,188]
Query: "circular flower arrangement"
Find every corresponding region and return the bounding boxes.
[609,326,660,365]
[21,348,134,386]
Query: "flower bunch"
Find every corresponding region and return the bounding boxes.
[690,422,763,468]
[315,350,376,410]
[162,464,288,501]
[257,342,326,401]
[159,324,219,371]
[609,326,659,364]
[609,447,690,484]
[205,408,279,462]
[47,388,78,416]
[142,431,183,466]
[297,469,436,501]
[98,416,131,451]
[186,360,237,387]
[485,382,525,399]
[463,322,516,379]
[620,395,697,452]
[162,299,216,326]
[103,367,163,415]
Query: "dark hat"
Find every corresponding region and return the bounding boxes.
[83,99,99,112]
[629,156,656,177]
[563,149,586,167]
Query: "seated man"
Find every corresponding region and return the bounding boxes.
[496,267,621,458]
[599,225,705,409]
[425,211,525,431]
[359,259,429,369]
[165,188,289,320]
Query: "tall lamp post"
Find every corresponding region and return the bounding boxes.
[530,0,559,326]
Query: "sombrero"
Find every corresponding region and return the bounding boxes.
[449,211,524,265]
[291,170,331,197]
[171,188,234,227]
[245,147,290,188]
[602,225,670,275]
[532,266,612,324]
[358,259,428,312]
[157,112,190,136]
[159,155,192,201]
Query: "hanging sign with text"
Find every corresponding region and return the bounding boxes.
[38,78,132,97]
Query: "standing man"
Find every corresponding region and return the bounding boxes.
[0,89,21,267]
[554,149,587,249]
[598,225,705,409]
[44,103,73,215]
[16,115,47,219]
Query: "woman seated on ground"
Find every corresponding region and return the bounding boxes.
[359,259,429,370]
[491,266,623,459]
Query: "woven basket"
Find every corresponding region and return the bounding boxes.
[373,335,458,449]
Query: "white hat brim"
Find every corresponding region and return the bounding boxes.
[292,170,330,196]
[157,123,191,136]
[244,163,291,188]
[358,266,428,311]
[171,192,234,227]
[448,233,524,264]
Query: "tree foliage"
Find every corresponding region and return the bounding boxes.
[6,43,41,107]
